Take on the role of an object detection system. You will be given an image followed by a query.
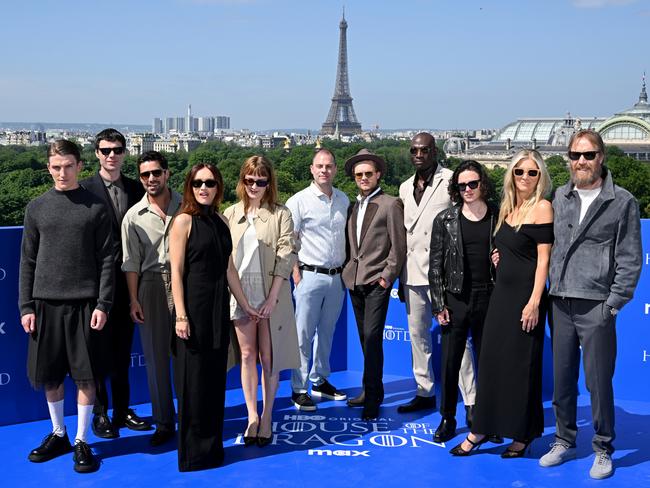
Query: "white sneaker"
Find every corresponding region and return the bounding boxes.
[539,442,577,467]
[589,452,613,480]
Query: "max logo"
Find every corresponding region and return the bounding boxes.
[0,268,6,281]
[0,322,5,334]
[645,304,650,315]
[308,449,370,457]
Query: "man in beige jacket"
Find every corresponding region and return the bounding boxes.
[342,149,406,421]
[397,133,477,422]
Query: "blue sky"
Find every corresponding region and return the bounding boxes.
[0,0,647,130]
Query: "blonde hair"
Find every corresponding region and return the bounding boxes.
[495,149,551,233]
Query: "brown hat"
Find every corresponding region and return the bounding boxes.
[344,148,387,177]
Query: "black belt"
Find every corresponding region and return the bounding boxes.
[299,264,343,276]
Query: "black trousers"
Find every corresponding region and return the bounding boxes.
[440,285,492,417]
[94,270,135,417]
[173,339,228,472]
[349,283,391,407]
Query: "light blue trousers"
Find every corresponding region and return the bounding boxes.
[291,270,346,393]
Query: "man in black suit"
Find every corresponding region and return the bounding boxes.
[81,128,151,438]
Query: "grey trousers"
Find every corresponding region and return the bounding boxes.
[404,284,476,403]
[138,271,176,430]
[550,297,617,454]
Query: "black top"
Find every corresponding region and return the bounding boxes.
[412,163,437,206]
[19,187,114,315]
[460,208,492,287]
[180,211,233,351]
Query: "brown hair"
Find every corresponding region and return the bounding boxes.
[236,155,278,213]
[179,163,224,215]
[47,139,81,164]
[568,129,605,156]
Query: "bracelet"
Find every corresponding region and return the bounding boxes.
[176,315,188,322]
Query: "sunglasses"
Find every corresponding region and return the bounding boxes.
[243,177,269,188]
[568,151,600,161]
[409,146,431,155]
[513,168,539,177]
[139,169,164,179]
[458,180,480,192]
[354,171,376,180]
[98,147,126,156]
[191,179,217,189]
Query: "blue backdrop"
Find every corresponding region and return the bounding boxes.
[1,222,648,426]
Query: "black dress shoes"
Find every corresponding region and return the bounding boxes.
[73,441,100,473]
[433,417,457,443]
[28,432,72,462]
[150,428,175,447]
[347,391,365,407]
[92,413,118,439]
[113,409,153,431]
[465,405,475,429]
[397,395,436,413]
[361,404,380,421]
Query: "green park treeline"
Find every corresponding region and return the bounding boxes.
[1,140,649,227]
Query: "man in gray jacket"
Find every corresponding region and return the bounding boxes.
[540,129,642,480]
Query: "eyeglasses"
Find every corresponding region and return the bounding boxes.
[409,146,431,155]
[98,147,126,156]
[139,169,164,179]
[513,168,539,177]
[191,179,217,189]
[243,177,269,188]
[568,151,600,161]
[354,171,376,180]
[458,180,480,192]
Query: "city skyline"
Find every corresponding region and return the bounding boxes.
[1,0,647,130]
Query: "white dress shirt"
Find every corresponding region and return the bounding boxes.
[355,186,382,246]
[286,182,349,268]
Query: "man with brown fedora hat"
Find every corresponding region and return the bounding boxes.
[342,148,406,420]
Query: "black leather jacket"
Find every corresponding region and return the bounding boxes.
[428,203,498,314]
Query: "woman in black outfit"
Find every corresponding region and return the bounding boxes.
[429,160,497,443]
[169,164,259,471]
[450,149,553,458]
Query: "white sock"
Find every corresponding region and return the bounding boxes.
[47,399,66,437]
[75,404,94,444]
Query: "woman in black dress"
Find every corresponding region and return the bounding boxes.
[450,149,553,458]
[169,164,259,471]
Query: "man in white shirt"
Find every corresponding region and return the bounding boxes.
[287,149,349,410]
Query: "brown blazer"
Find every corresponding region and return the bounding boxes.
[342,190,406,289]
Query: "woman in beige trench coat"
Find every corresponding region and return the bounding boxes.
[223,155,300,447]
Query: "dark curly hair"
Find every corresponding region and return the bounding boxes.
[448,159,492,204]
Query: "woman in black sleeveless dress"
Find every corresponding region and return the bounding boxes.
[450,149,554,458]
[169,164,258,471]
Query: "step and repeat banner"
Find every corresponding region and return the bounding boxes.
[1,222,648,425]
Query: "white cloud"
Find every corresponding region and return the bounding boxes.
[572,0,637,8]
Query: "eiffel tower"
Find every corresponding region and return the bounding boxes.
[321,10,362,136]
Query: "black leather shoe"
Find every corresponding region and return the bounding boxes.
[397,395,436,413]
[113,409,153,431]
[465,405,475,429]
[257,435,273,447]
[92,413,118,439]
[361,404,380,421]
[28,432,73,462]
[73,441,100,473]
[347,391,365,407]
[150,428,175,447]
[433,417,457,443]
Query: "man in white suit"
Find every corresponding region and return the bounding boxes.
[397,132,477,418]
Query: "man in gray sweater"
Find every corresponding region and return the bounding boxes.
[540,130,642,480]
[19,140,114,473]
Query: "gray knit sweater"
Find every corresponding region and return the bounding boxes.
[19,187,115,315]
